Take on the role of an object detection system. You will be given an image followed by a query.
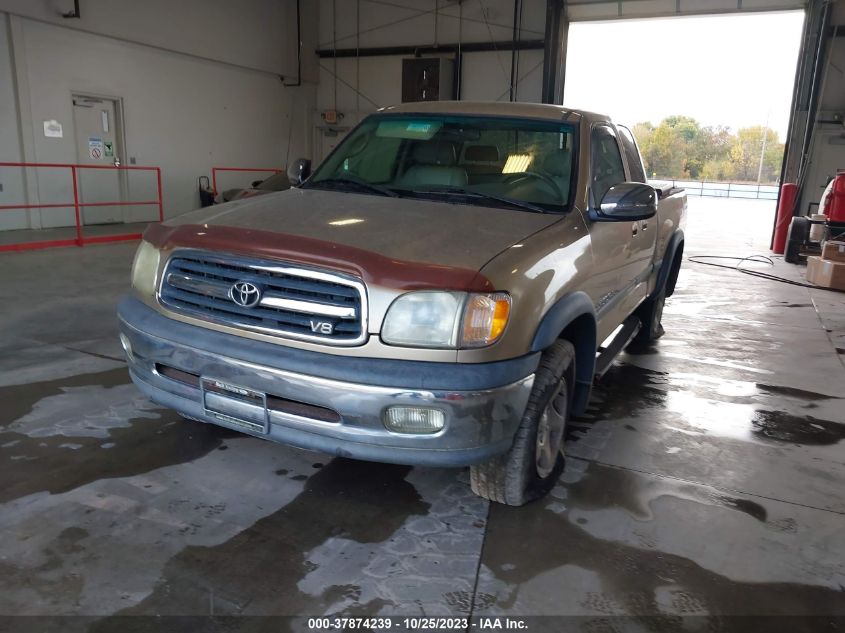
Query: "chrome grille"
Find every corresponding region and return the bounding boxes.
[158,251,367,345]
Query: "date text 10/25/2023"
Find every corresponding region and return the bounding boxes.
[307,617,528,630]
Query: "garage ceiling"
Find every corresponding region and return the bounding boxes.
[567,0,807,21]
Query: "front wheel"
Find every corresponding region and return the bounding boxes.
[470,340,575,506]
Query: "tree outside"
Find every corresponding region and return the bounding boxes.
[632,116,784,184]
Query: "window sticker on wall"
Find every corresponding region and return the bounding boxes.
[43,120,63,138]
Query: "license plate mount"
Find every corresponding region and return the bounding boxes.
[200,377,269,435]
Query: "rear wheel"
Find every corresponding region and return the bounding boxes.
[630,287,666,344]
[470,340,575,506]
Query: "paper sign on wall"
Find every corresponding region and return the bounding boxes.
[88,137,104,160]
[43,120,63,138]
[104,141,114,158]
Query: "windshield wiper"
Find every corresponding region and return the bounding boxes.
[407,186,549,214]
[310,177,399,198]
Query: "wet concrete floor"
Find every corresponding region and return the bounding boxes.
[0,198,843,631]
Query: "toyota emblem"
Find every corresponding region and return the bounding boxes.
[229,281,262,308]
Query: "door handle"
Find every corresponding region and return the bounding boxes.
[631,222,638,236]
[641,220,648,230]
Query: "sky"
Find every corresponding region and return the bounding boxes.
[564,11,805,140]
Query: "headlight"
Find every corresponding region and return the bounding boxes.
[130,240,161,296]
[381,291,464,348]
[381,291,511,349]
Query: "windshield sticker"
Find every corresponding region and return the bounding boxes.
[376,120,442,140]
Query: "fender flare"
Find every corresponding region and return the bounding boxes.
[530,291,597,415]
[655,229,685,298]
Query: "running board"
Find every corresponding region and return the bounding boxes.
[594,316,641,378]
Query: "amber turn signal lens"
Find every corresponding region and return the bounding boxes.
[461,292,511,347]
[491,295,510,340]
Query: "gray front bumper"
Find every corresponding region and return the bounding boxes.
[118,297,535,467]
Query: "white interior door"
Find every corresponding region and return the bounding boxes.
[72,95,124,225]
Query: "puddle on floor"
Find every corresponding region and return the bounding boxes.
[90,458,428,619]
[0,367,239,502]
[587,363,844,447]
[480,464,843,618]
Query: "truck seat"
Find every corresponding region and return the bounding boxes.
[399,142,468,188]
[462,145,503,185]
[543,149,573,201]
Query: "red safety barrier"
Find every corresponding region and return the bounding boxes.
[0,162,163,253]
[211,166,283,195]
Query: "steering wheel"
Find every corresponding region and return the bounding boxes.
[503,171,564,200]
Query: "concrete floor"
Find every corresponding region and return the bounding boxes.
[1,197,843,632]
[0,221,154,247]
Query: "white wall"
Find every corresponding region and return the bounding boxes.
[460,49,544,102]
[0,2,314,231]
[0,13,27,230]
[318,0,546,50]
[0,0,296,75]
[313,0,547,161]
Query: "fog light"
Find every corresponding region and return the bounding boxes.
[119,333,133,361]
[383,406,445,434]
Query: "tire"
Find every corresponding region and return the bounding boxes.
[784,216,809,264]
[630,287,666,344]
[470,340,575,506]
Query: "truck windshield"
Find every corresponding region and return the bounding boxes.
[305,114,577,213]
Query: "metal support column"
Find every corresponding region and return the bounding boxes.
[541,0,568,104]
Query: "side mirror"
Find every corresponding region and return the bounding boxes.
[590,182,657,221]
[287,158,312,186]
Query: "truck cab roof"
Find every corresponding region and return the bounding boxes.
[378,101,610,125]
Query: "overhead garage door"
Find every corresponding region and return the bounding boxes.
[567,0,806,21]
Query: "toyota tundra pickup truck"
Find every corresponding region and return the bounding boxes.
[118,102,686,505]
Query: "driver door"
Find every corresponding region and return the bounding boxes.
[583,124,646,341]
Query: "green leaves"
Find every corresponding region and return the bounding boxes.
[632,117,784,184]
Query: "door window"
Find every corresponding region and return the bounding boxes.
[617,125,648,183]
[590,126,626,205]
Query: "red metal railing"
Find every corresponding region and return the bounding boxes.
[0,162,163,253]
[211,166,283,195]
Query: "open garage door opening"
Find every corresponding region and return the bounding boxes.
[559,2,845,265]
[564,10,805,252]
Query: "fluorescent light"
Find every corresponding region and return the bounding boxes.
[502,154,533,174]
[328,218,365,226]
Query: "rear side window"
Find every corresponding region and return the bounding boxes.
[590,126,626,204]
[617,125,647,183]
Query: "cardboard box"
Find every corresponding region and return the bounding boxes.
[821,240,845,263]
[806,256,845,290]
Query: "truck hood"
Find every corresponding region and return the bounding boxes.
[147,188,563,291]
